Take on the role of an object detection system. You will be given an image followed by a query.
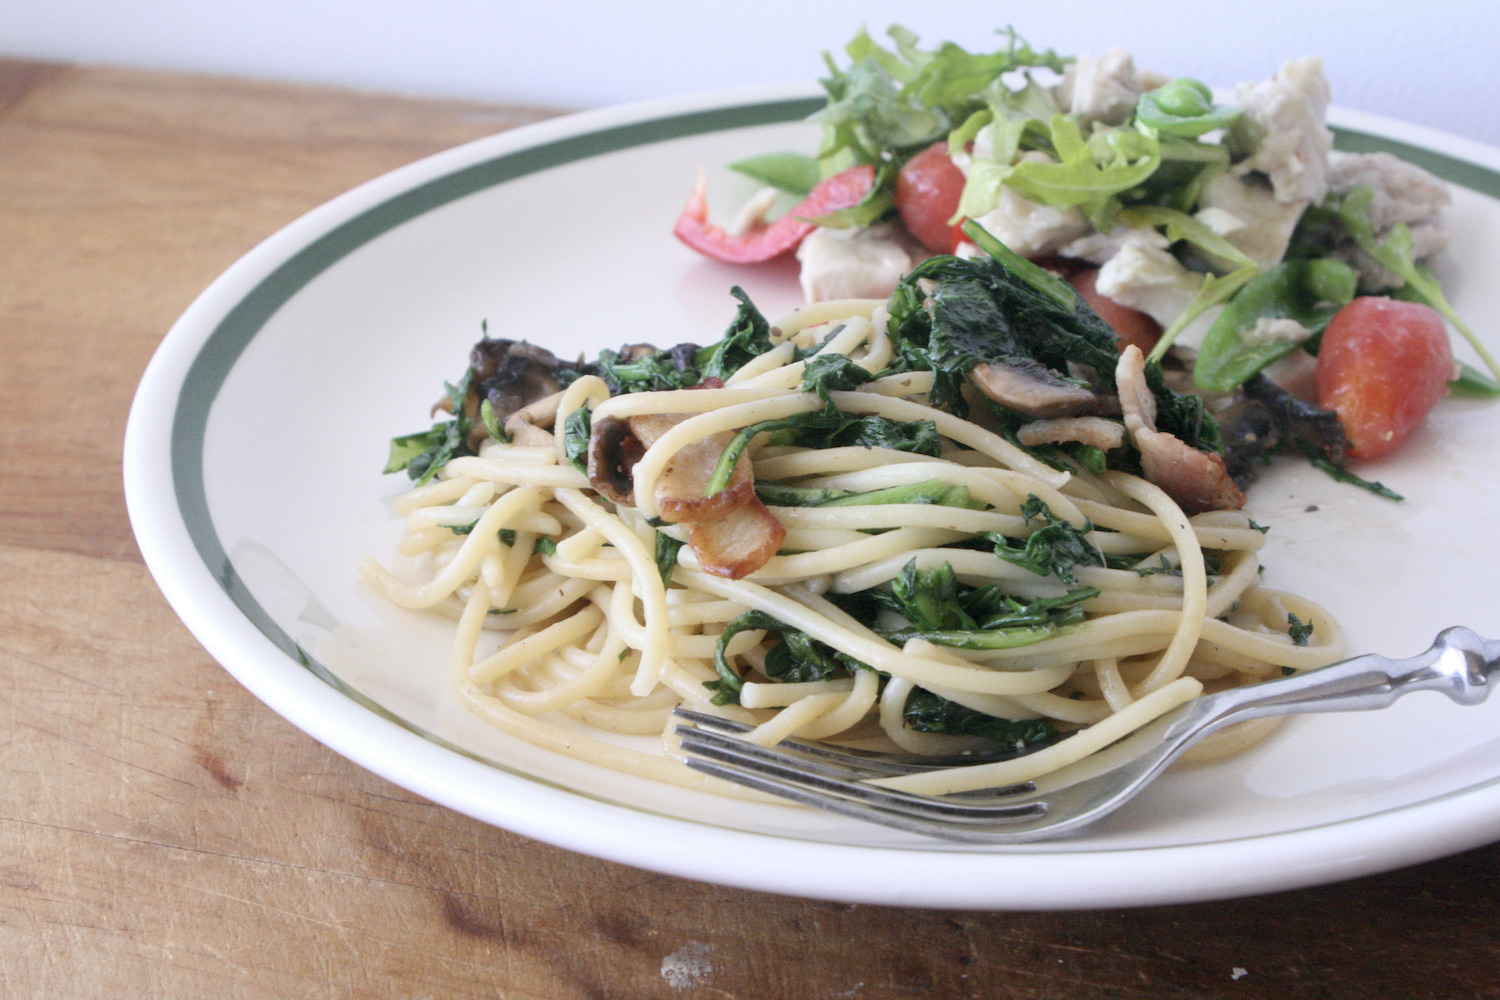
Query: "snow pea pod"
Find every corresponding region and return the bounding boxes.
[1192,258,1358,393]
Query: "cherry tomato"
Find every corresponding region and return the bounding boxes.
[896,143,967,253]
[1316,297,1454,460]
[1068,268,1161,354]
[673,165,875,264]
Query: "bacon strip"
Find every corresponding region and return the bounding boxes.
[1116,346,1246,515]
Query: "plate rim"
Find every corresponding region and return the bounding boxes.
[123,82,1500,909]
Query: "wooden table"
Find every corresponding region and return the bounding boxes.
[3,57,1498,999]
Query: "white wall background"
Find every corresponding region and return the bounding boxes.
[2,0,1495,145]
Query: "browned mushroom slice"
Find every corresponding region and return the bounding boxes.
[969,358,1108,418]
[586,416,643,505]
[687,496,786,579]
[1015,416,1127,452]
[627,413,755,523]
[459,338,570,449]
[1116,346,1246,515]
[498,390,563,448]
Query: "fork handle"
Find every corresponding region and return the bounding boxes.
[1182,626,1499,731]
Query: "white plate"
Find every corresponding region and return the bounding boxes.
[124,83,1500,910]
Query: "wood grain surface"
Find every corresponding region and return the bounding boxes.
[2,57,1498,1000]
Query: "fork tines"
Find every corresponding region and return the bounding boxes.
[670,708,1045,839]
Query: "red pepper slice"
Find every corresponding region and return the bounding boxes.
[672,164,876,264]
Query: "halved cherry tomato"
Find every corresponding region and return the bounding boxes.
[672,165,875,264]
[895,143,967,254]
[1068,268,1161,355]
[1316,297,1454,460]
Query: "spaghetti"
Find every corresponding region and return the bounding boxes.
[362,296,1346,798]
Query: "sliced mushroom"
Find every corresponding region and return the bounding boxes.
[1242,373,1347,464]
[1117,346,1246,515]
[628,413,755,523]
[688,496,786,579]
[1216,372,1350,487]
[496,390,563,449]
[1217,398,1282,485]
[471,338,564,415]
[1015,416,1127,452]
[462,338,572,449]
[969,358,1109,418]
[586,416,644,505]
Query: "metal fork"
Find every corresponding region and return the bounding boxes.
[672,627,1500,843]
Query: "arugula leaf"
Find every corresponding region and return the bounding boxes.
[697,286,780,382]
[561,407,591,474]
[903,688,1060,749]
[383,373,475,484]
[757,479,977,509]
[998,115,1161,227]
[708,610,775,704]
[707,610,861,705]
[1337,185,1500,381]
[988,495,1104,584]
[815,414,943,454]
[594,345,703,394]
[592,287,778,394]
[654,531,684,588]
[478,397,509,444]
[1303,450,1404,501]
[800,352,876,399]
[812,25,1068,202]
[705,404,942,497]
[1193,258,1358,393]
[888,560,974,631]
[878,584,1094,648]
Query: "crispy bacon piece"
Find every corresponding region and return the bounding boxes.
[585,398,784,580]
[1015,416,1127,452]
[627,413,755,524]
[1116,346,1246,515]
[687,496,787,579]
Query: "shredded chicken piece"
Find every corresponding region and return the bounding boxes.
[796,224,913,303]
[1229,57,1333,204]
[1197,173,1309,270]
[1059,224,1169,266]
[1095,242,1224,354]
[1325,151,1452,290]
[1116,346,1246,514]
[1057,49,1148,126]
